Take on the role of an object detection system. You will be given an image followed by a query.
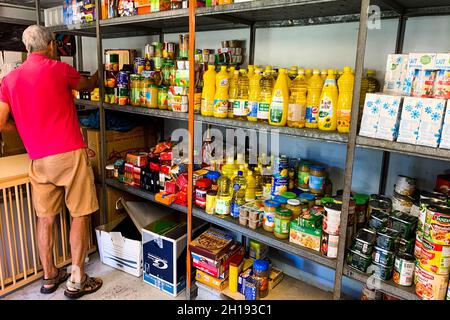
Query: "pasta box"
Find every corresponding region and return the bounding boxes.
[289,220,322,252]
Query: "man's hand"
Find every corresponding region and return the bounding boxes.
[0,101,16,133]
[76,71,99,93]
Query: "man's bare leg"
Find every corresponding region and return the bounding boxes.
[69,216,89,283]
[37,216,57,289]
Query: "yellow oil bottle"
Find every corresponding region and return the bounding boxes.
[228,70,239,119]
[258,69,274,124]
[269,68,290,126]
[318,69,339,131]
[337,66,355,133]
[305,69,313,82]
[321,69,328,82]
[288,66,299,81]
[287,69,308,128]
[201,65,216,117]
[233,69,249,121]
[247,68,262,122]
[213,65,230,118]
[305,69,323,128]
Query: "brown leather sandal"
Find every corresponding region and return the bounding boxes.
[40,268,70,294]
[64,274,103,299]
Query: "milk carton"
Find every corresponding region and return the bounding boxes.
[375,95,403,141]
[359,93,382,138]
[403,53,437,97]
[397,97,423,144]
[434,53,450,99]
[439,101,450,149]
[383,54,409,95]
[417,98,446,147]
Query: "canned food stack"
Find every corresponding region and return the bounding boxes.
[218,40,245,66]
[392,175,416,214]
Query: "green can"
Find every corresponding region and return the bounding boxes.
[373,246,395,266]
[370,261,393,281]
[347,249,372,273]
[389,210,418,239]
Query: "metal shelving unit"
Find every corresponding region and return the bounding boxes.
[35,0,450,301]
[75,99,99,110]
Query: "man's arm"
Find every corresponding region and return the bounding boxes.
[0,101,16,133]
[76,71,99,92]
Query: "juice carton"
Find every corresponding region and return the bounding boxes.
[439,100,450,149]
[434,53,450,99]
[397,97,423,145]
[383,54,409,95]
[417,98,446,148]
[375,95,403,141]
[359,93,382,138]
[403,53,437,97]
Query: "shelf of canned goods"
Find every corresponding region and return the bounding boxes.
[38,0,450,301]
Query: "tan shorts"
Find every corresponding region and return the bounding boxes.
[29,148,99,218]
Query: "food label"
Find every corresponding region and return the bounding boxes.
[201,98,214,115]
[262,183,272,199]
[274,218,290,234]
[263,211,275,228]
[213,99,229,116]
[393,258,415,286]
[318,97,334,128]
[271,176,288,196]
[215,197,231,216]
[131,88,141,105]
[257,102,270,120]
[247,101,259,118]
[228,99,235,115]
[269,98,285,124]
[230,202,241,218]
[288,103,306,122]
[309,175,325,191]
[298,171,310,187]
[158,91,168,109]
[305,105,318,123]
[337,109,351,130]
[233,99,248,116]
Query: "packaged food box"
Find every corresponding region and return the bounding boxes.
[189,228,235,261]
[397,97,423,144]
[298,210,323,229]
[383,54,409,95]
[269,267,284,290]
[195,269,229,291]
[434,53,450,99]
[374,95,403,141]
[289,220,322,252]
[359,93,381,138]
[417,98,446,147]
[403,53,437,97]
[439,100,450,149]
[191,243,244,278]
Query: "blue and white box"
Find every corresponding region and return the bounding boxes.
[359,93,382,138]
[397,97,423,145]
[417,98,446,147]
[383,54,409,95]
[439,100,450,149]
[374,95,403,141]
[402,53,437,96]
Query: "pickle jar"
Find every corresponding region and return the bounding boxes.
[130,74,142,107]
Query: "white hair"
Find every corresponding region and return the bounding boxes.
[22,25,55,53]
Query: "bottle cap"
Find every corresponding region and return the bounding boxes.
[343,66,352,73]
[237,171,243,176]
[313,69,320,74]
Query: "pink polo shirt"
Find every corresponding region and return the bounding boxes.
[0,53,85,160]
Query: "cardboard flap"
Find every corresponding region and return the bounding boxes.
[120,199,175,235]
[109,232,125,245]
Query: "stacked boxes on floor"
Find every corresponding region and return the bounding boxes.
[360,52,450,148]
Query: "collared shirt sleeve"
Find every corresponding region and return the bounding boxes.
[63,62,81,90]
[0,80,9,104]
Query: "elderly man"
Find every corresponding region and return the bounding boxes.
[0,25,102,299]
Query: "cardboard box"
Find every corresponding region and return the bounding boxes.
[359,93,382,138]
[195,269,229,291]
[289,220,322,252]
[439,100,450,149]
[402,53,437,96]
[1,131,26,157]
[86,127,147,178]
[434,53,450,99]
[95,215,143,277]
[383,54,409,95]
[417,98,446,147]
[105,49,138,70]
[2,51,27,64]
[375,95,403,141]
[397,97,423,145]
[142,216,207,297]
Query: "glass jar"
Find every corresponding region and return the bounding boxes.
[299,192,316,208]
[281,191,297,201]
[146,84,159,109]
[140,76,150,107]
[297,160,311,189]
[195,178,212,209]
[205,190,217,215]
[263,200,279,233]
[309,165,326,195]
[253,259,269,299]
[130,74,142,107]
[158,86,169,109]
[274,207,292,239]
[273,195,288,208]
[286,199,301,220]
[170,0,182,10]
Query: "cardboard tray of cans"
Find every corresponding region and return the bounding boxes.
[239,200,264,230]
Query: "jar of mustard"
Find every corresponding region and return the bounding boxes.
[274,208,292,239]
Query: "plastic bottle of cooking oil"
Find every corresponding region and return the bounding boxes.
[288,66,299,81]
[318,69,339,131]
[245,170,256,202]
[262,165,273,200]
[321,69,328,82]
[258,69,275,124]
[230,171,247,218]
[305,69,313,82]
[216,174,232,217]
[359,70,369,107]
[201,65,216,117]
[228,70,239,119]
[287,69,308,128]
[213,65,229,118]
[247,65,255,81]
[367,69,380,93]
[247,68,262,122]
[305,69,323,128]
[233,69,249,121]
[337,66,355,134]
[269,68,290,126]
[222,155,238,179]
[253,166,263,199]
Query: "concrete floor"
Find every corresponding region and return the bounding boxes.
[3,253,332,300]
[3,253,185,300]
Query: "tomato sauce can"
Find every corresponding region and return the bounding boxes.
[423,205,450,245]
[393,253,415,287]
[419,237,450,275]
[321,231,339,258]
[415,264,449,300]
[414,233,424,259]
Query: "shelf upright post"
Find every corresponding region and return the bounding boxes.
[35,0,42,26]
[186,0,197,301]
[249,22,256,65]
[378,14,407,194]
[95,0,107,224]
[333,0,370,300]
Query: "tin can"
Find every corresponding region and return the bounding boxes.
[423,205,450,245]
[420,190,447,202]
[368,210,389,230]
[392,192,414,213]
[419,237,450,275]
[418,199,449,233]
[394,175,416,196]
[321,231,339,258]
[145,44,155,59]
[323,203,341,236]
[273,155,289,173]
[414,233,424,259]
[352,228,377,255]
[117,71,129,87]
[271,173,288,196]
[373,246,395,266]
[393,253,415,286]
[367,199,391,220]
[398,236,415,255]
[415,264,449,300]
[205,190,216,215]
